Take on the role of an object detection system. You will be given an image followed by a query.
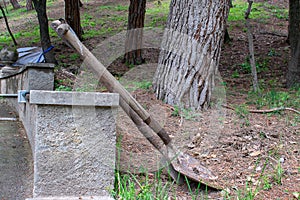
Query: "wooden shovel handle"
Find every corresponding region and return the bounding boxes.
[51,20,171,145]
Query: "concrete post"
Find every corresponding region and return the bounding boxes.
[26,91,118,200]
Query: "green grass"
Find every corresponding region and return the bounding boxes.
[97,5,128,12]
[171,105,201,120]
[112,169,210,199]
[247,88,300,110]
[122,80,152,92]
[55,85,72,91]
[135,81,152,90]
[112,170,173,199]
[69,53,80,61]
[274,160,284,185]
[145,0,170,28]
[146,1,170,15]
[228,0,288,21]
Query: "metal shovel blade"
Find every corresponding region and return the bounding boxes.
[171,151,223,190]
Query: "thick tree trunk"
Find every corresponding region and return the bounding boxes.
[33,0,57,64]
[10,0,21,9]
[65,0,83,40]
[287,0,300,87]
[26,0,34,11]
[153,0,230,110]
[124,0,146,65]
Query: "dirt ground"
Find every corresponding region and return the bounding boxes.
[1,0,299,199]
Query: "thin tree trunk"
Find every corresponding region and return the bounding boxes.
[65,0,83,40]
[153,0,230,110]
[287,0,300,87]
[245,0,259,92]
[2,0,8,13]
[33,0,57,64]
[124,0,146,65]
[26,0,34,11]
[10,0,21,9]
[0,5,17,46]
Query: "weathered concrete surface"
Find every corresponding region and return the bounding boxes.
[0,102,33,200]
[30,90,119,107]
[0,63,55,113]
[29,91,119,198]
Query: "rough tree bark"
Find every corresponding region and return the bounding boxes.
[124,0,146,65]
[153,0,230,110]
[10,0,21,9]
[32,0,57,64]
[287,0,300,87]
[65,0,83,40]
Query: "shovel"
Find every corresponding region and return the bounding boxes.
[51,20,223,190]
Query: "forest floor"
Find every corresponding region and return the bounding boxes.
[0,0,299,199]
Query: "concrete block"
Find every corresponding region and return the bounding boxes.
[29,91,119,198]
[25,63,55,91]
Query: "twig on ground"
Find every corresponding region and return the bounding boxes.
[222,104,300,115]
[259,30,287,37]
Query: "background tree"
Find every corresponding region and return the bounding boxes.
[10,0,21,9]
[124,0,146,65]
[32,0,57,64]
[26,0,34,11]
[65,0,83,40]
[153,0,230,110]
[287,0,300,87]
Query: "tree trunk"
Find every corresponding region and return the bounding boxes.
[245,0,259,92]
[26,0,34,11]
[32,0,57,64]
[10,0,21,9]
[65,0,83,40]
[124,0,146,65]
[153,0,230,110]
[287,0,300,87]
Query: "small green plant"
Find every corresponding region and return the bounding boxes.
[240,60,252,73]
[58,54,67,60]
[247,88,299,110]
[135,81,152,90]
[234,104,250,126]
[69,53,80,61]
[262,175,272,190]
[259,131,267,139]
[171,105,201,120]
[171,105,180,117]
[55,85,72,91]
[232,70,240,78]
[184,176,204,200]
[240,58,269,74]
[268,49,277,57]
[273,160,284,185]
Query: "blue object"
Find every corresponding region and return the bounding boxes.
[14,46,54,66]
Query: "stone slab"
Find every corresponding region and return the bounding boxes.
[30,90,119,107]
